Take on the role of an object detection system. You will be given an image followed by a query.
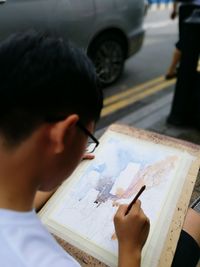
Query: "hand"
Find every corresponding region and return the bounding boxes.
[171,10,177,19]
[114,200,150,252]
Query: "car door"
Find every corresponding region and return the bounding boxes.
[115,0,128,10]
[93,0,120,33]
[54,0,95,49]
[0,0,57,41]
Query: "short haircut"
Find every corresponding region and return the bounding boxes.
[0,31,103,146]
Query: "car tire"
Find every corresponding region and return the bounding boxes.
[88,32,126,87]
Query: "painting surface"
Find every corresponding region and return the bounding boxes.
[50,132,183,255]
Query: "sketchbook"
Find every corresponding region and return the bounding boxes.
[39,124,200,267]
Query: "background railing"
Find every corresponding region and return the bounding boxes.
[147,0,173,10]
[148,0,172,3]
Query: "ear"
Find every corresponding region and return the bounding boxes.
[49,114,79,154]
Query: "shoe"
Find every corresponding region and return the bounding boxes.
[165,72,177,80]
[167,116,192,127]
[166,116,200,130]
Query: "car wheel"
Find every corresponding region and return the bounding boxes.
[88,33,126,87]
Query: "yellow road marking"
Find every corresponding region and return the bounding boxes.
[104,76,164,106]
[102,60,200,118]
[101,79,175,117]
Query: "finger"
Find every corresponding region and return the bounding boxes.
[135,199,141,207]
[82,154,95,160]
[115,204,129,217]
[128,199,141,214]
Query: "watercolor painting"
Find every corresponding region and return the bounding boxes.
[50,131,183,256]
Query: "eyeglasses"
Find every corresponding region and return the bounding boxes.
[77,121,99,153]
[45,115,99,153]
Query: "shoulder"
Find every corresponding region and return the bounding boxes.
[0,210,80,267]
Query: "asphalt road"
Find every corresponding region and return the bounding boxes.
[98,9,178,129]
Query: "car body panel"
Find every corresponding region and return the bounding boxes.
[51,0,96,48]
[0,0,145,54]
[0,0,146,84]
[0,0,58,40]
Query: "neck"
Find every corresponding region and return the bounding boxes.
[0,139,40,212]
[0,179,36,212]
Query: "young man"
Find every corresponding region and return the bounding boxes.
[0,31,149,267]
[0,31,199,267]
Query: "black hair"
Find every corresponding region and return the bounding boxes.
[0,31,103,145]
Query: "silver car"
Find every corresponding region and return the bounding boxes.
[0,0,146,86]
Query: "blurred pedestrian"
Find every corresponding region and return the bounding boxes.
[167,9,200,128]
[165,0,200,79]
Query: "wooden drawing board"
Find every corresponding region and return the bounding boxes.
[39,124,200,267]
